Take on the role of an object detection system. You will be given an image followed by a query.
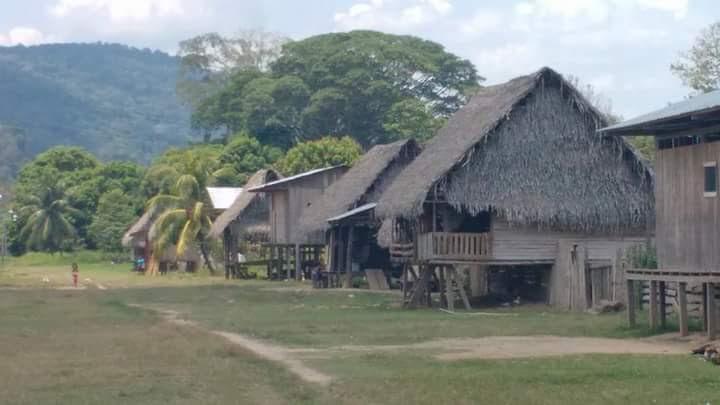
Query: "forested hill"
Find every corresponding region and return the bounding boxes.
[0,43,193,178]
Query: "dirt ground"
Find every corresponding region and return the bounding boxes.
[139,304,703,386]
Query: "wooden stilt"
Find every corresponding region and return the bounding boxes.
[659,281,667,329]
[649,281,658,330]
[708,283,717,340]
[439,266,447,309]
[678,281,688,337]
[295,244,302,281]
[703,284,709,332]
[446,266,455,312]
[626,279,636,327]
[344,226,354,288]
[450,267,471,310]
[402,263,409,303]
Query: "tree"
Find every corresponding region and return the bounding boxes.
[146,175,215,273]
[383,99,446,143]
[192,30,481,147]
[217,134,282,184]
[566,74,620,124]
[18,184,79,252]
[88,189,137,254]
[671,21,720,93]
[276,137,362,176]
[177,31,290,110]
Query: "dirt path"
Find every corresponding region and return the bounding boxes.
[132,304,333,386]
[292,335,695,361]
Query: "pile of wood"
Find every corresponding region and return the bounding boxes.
[693,343,720,365]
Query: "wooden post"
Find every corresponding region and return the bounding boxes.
[439,266,447,309]
[469,265,488,297]
[344,226,354,288]
[327,229,335,274]
[708,283,717,340]
[649,281,658,330]
[295,243,302,281]
[626,279,636,327]
[659,281,667,329]
[446,266,455,312]
[452,267,472,310]
[703,283,709,332]
[402,263,409,303]
[678,281,689,337]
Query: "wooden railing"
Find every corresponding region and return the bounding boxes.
[417,232,492,262]
[390,243,415,263]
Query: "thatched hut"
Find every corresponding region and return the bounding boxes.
[122,212,200,273]
[248,165,348,279]
[376,67,654,310]
[207,169,280,278]
[295,139,422,287]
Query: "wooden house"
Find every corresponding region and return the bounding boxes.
[601,89,720,338]
[376,67,654,311]
[295,139,422,287]
[247,165,348,279]
[207,169,280,278]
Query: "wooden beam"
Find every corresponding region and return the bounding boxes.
[659,281,667,329]
[703,283,709,332]
[344,226,354,288]
[626,280,636,328]
[446,266,455,312]
[295,243,302,281]
[708,283,717,340]
[678,282,689,337]
[439,266,447,309]
[649,281,658,330]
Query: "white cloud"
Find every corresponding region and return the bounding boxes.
[50,0,186,22]
[334,0,453,31]
[0,27,49,46]
[460,11,504,35]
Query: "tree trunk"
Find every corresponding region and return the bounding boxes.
[199,241,215,275]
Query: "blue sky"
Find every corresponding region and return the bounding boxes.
[0,0,718,118]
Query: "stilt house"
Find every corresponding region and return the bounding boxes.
[376,67,654,311]
[207,169,280,278]
[601,89,720,338]
[295,139,422,287]
[248,165,348,279]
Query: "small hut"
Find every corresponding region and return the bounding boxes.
[295,139,422,288]
[601,89,720,338]
[207,169,280,278]
[122,211,151,265]
[248,165,348,279]
[376,67,654,311]
[122,212,200,273]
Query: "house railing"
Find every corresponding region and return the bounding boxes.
[417,232,492,262]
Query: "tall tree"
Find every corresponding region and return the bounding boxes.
[192,30,481,147]
[88,189,137,254]
[19,184,79,252]
[671,21,720,93]
[177,30,290,110]
[146,175,215,273]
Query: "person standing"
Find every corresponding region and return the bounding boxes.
[71,263,79,288]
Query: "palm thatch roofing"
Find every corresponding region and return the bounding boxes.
[295,139,421,240]
[121,211,151,247]
[207,169,280,239]
[376,67,653,234]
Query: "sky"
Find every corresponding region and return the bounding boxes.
[0,0,718,118]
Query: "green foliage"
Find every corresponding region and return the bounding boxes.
[627,136,656,163]
[192,30,480,147]
[671,21,720,92]
[276,137,362,176]
[383,99,446,143]
[88,190,137,254]
[217,134,282,184]
[18,184,79,252]
[12,146,145,253]
[627,244,658,269]
[0,43,193,179]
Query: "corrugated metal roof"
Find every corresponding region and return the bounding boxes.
[206,187,243,210]
[248,165,347,192]
[602,89,720,133]
[327,203,377,223]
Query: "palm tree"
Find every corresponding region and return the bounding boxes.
[147,174,216,274]
[19,184,79,252]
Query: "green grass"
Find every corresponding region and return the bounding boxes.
[2,262,718,404]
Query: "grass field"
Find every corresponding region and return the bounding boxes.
[1,258,719,404]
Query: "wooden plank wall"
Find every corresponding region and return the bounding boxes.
[656,142,720,272]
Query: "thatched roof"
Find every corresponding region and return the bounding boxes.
[121,211,152,247]
[207,169,280,239]
[295,139,420,239]
[377,67,653,233]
